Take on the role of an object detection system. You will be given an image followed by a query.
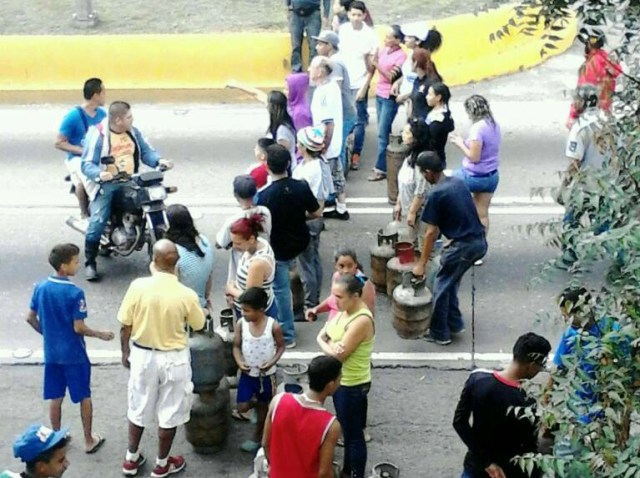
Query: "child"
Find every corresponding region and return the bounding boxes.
[26,243,114,454]
[306,246,376,321]
[2,424,69,478]
[248,138,275,190]
[233,287,285,453]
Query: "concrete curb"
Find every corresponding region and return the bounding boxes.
[1,5,575,91]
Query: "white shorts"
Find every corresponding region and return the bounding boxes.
[65,157,88,188]
[127,346,194,429]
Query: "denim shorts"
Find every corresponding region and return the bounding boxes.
[44,361,91,403]
[454,168,499,193]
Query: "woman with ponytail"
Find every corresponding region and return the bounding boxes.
[225,214,278,319]
[425,82,454,167]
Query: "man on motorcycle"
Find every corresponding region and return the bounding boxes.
[81,101,173,281]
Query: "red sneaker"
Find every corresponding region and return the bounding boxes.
[122,454,146,476]
[150,456,186,478]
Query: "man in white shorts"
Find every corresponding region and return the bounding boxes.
[118,239,205,478]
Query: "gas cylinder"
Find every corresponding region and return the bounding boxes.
[185,377,231,454]
[392,272,432,339]
[386,241,417,296]
[385,135,408,205]
[216,308,238,379]
[189,319,226,394]
[370,462,400,478]
[370,228,398,293]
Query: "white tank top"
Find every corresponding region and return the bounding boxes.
[240,316,277,377]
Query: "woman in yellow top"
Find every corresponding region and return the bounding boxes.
[317,274,374,478]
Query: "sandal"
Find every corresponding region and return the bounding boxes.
[231,409,251,422]
[85,433,105,454]
[367,173,386,182]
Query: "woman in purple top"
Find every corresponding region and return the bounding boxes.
[285,73,313,131]
[450,94,501,235]
[368,25,407,181]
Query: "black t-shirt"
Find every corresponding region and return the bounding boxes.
[410,74,439,122]
[453,370,541,478]
[421,177,484,241]
[257,178,320,261]
[426,109,454,166]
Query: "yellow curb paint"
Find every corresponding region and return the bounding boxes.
[0,5,575,91]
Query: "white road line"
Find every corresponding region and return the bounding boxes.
[0,348,514,365]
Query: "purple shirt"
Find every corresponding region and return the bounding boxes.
[462,119,502,175]
[375,47,407,99]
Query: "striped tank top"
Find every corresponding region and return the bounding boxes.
[234,237,275,309]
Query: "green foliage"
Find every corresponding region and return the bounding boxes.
[500,1,640,476]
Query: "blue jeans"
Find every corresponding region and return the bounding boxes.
[273,260,296,344]
[353,94,369,155]
[289,9,321,73]
[375,96,399,173]
[454,169,500,194]
[430,236,487,341]
[341,115,357,172]
[296,220,323,309]
[461,470,473,478]
[333,382,370,478]
[86,182,122,245]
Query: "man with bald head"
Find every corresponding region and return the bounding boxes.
[117,239,205,477]
[80,101,173,281]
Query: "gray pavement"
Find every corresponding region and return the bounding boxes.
[0,44,587,476]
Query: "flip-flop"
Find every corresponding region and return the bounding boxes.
[231,409,251,422]
[85,433,105,454]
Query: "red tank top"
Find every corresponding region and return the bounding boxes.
[269,393,336,478]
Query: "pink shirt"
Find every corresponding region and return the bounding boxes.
[376,47,407,99]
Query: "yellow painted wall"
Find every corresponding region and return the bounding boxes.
[0,4,575,91]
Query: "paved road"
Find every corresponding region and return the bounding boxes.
[0,45,586,476]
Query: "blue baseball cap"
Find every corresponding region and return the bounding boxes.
[13,424,68,463]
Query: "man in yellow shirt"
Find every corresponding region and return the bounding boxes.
[118,239,205,478]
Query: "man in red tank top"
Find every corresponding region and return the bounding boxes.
[263,355,342,478]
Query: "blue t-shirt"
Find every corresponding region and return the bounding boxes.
[420,176,485,241]
[59,106,107,160]
[553,318,623,423]
[30,276,89,364]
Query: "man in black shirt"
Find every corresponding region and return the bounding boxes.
[257,144,321,348]
[453,332,551,478]
[412,151,487,345]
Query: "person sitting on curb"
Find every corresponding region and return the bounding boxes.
[2,424,70,478]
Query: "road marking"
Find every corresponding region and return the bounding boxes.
[0,348,513,365]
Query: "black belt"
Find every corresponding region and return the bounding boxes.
[469,170,498,178]
[132,342,160,351]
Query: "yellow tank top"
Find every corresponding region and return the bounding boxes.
[325,306,375,386]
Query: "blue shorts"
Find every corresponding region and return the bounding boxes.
[454,168,499,194]
[236,373,276,404]
[44,362,91,403]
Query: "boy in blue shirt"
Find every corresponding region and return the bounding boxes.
[26,243,114,454]
[1,424,69,478]
[54,78,106,220]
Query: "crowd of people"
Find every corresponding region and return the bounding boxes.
[2,3,626,478]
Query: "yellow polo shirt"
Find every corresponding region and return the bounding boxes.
[117,272,205,350]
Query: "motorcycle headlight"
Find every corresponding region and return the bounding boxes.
[147,185,167,201]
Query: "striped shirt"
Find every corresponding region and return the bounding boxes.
[234,237,275,309]
[176,235,214,308]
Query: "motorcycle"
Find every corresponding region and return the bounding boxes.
[65,157,177,259]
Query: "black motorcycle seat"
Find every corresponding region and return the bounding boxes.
[136,171,163,186]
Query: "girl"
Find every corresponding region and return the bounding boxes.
[450,95,502,239]
[406,48,442,121]
[425,82,454,167]
[233,287,285,453]
[166,204,214,309]
[306,247,375,321]
[394,119,430,227]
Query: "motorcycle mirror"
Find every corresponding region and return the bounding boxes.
[101,156,115,165]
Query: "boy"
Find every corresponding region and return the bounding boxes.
[26,243,114,454]
[233,287,286,453]
[248,138,276,190]
[2,424,69,478]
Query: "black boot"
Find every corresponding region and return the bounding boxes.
[85,240,100,282]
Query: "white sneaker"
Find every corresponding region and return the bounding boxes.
[474,259,484,266]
